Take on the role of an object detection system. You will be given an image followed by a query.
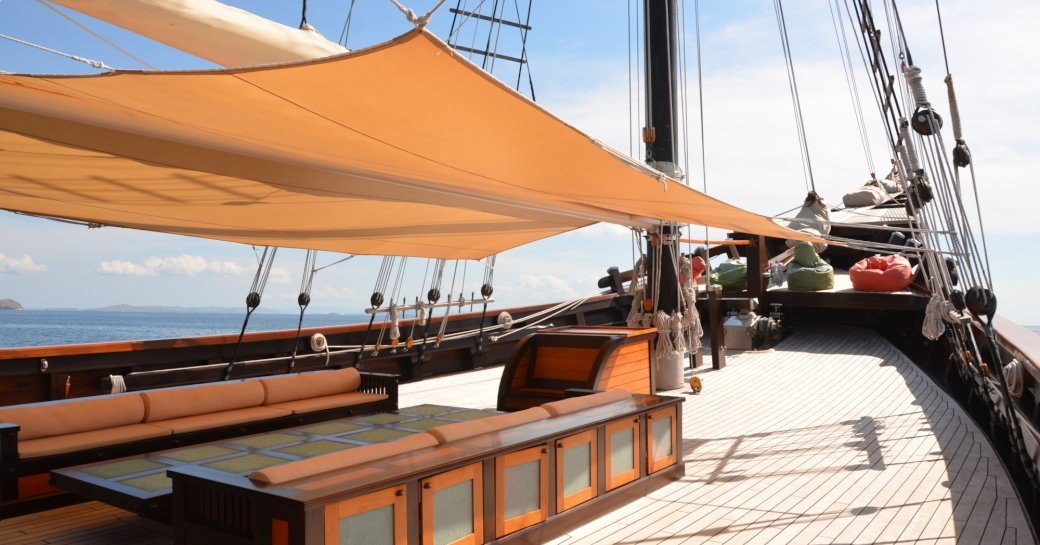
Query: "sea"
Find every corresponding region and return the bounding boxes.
[0,310,1037,350]
[0,310,368,348]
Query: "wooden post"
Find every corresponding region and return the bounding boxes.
[745,236,768,298]
[707,285,726,370]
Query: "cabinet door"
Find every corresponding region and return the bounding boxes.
[324,485,407,545]
[647,405,678,474]
[421,463,484,545]
[556,429,598,511]
[605,417,639,490]
[495,445,548,537]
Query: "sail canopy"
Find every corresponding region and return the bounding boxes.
[0,29,813,259]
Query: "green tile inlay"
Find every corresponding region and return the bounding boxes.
[118,473,172,493]
[204,453,287,474]
[275,439,356,458]
[399,404,457,416]
[297,421,368,436]
[82,458,168,480]
[355,413,411,425]
[398,418,456,431]
[343,428,415,444]
[447,409,501,421]
[163,445,240,463]
[232,433,301,449]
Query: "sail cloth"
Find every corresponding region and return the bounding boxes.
[0,29,816,259]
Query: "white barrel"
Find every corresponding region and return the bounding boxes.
[656,350,685,390]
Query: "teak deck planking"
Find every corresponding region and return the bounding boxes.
[0,325,1034,544]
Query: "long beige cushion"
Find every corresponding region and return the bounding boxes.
[249,432,438,485]
[148,406,292,434]
[141,380,265,422]
[428,407,550,445]
[260,368,361,405]
[19,424,170,458]
[0,394,146,441]
[541,390,632,417]
[267,392,388,415]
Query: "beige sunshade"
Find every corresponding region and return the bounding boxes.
[0,29,811,259]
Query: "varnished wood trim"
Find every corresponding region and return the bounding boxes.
[325,485,407,545]
[555,429,598,512]
[421,462,483,545]
[0,296,620,360]
[495,445,548,538]
[647,406,678,474]
[271,519,289,545]
[604,418,639,491]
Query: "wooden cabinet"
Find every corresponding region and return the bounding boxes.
[421,463,483,545]
[495,445,548,537]
[605,417,639,490]
[556,429,598,511]
[324,485,408,545]
[647,405,678,474]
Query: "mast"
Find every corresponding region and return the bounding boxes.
[643,0,681,318]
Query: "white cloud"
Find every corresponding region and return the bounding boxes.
[566,223,633,240]
[97,260,156,277]
[268,267,293,285]
[0,253,48,273]
[97,255,247,277]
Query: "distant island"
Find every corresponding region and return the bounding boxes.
[95,304,254,314]
[0,298,23,310]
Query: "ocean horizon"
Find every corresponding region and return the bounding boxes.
[0,309,368,348]
[0,309,1037,350]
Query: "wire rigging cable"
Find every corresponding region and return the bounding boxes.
[225,247,279,380]
[772,0,816,193]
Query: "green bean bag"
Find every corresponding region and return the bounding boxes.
[786,242,834,291]
[710,259,747,291]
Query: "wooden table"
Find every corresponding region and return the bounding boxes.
[50,404,500,520]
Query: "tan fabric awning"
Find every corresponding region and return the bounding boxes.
[0,29,812,259]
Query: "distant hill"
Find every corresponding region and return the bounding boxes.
[0,298,22,310]
[95,304,243,313]
[92,304,298,314]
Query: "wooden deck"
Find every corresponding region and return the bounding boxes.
[1,325,1034,544]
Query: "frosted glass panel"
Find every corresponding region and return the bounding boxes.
[504,460,541,519]
[652,416,673,458]
[610,428,634,477]
[563,442,591,497]
[433,480,473,545]
[340,504,393,545]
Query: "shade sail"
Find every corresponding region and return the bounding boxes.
[0,29,813,259]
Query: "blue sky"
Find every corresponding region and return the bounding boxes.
[0,0,1037,325]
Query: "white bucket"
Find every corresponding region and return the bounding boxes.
[656,350,685,391]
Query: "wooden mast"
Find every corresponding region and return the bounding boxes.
[644,0,681,318]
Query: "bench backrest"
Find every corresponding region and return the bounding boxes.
[142,380,265,422]
[541,390,632,417]
[260,367,361,405]
[249,432,438,485]
[0,394,146,440]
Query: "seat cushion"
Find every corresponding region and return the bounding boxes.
[249,432,437,485]
[19,424,170,459]
[541,390,632,417]
[260,368,361,405]
[267,392,388,415]
[147,406,291,434]
[141,380,266,422]
[428,407,550,445]
[0,393,146,440]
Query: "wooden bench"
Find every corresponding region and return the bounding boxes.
[0,367,397,513]
[497,326,657,411]
[168,390,684,545]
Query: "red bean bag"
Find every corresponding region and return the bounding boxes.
[849,255,913,292]
[690,256,707,279]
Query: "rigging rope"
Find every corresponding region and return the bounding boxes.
[289,250,319,371]
[37,0,154,69]
[772,0,816,193]
[0,32,111,70]
[339,0,358,47]
[388,0,449,29]
[225,247,279,380]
